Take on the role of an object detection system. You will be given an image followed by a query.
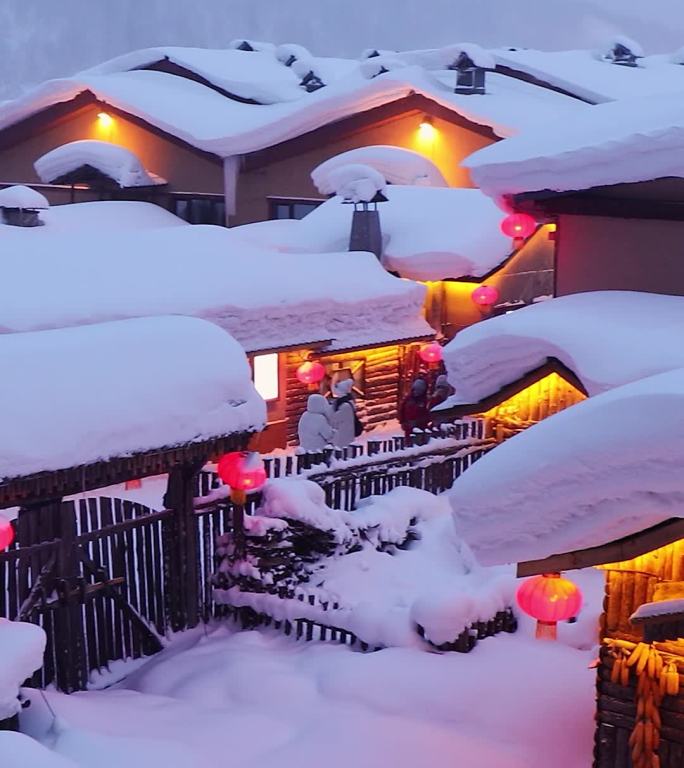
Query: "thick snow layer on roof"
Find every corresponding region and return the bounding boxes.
[0,222,431,352]
[34,140,166,188]
[316,163,386,202]
[312,145,447,188]
[0,185,49,210]
[35,200,188,232]
[466,90,684,197]
[0,60,587,159]
[81,46,306,104]
[493,47,684,104]
[0,317,265,481]
[449,366,684,567]
[0,619,46,720]
[443,291,684,404]
[232,186,511,281]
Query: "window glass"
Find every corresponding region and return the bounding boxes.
[252,353,279,401]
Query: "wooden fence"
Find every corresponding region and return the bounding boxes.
[2,435,493,693]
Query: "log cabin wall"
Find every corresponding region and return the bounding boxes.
[484,372,586,441]
[283,344,408,446]
[595,542,684,767]
[599,541,684,643]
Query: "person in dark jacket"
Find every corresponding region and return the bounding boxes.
[429,374,454,410]
[399,378,429,437]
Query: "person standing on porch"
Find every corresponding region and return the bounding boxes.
[298,394,334,451]
[399,378,430,437]
[330,379,358,447]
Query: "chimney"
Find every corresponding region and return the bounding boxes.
[452,51,486,95]
[300,70,326,92]
[610,42,639,67]
[348,191,387,261]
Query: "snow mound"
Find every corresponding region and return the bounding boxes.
[0,619,46,720]
[449,365,684,567]
[315,163,386,203]
[259,478,352,543]
[236,185,510,281]
[600,35,644,61]
[312,145,447,188]
[37,200,188,232]
[443,291,684,404]
[275,43,311,65]
[0,732,78,768]
[0,316,265,481]
[0,185,49,210]
[34,140,166,188]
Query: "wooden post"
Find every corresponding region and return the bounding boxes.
[163,461,204,632]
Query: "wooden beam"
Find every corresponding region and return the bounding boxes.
[432,357,587,422]
[516,518,684,577]
[243,93,500,171]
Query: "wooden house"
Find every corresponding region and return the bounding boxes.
[448,357,684,768]
[465,90,684,299]
[0,43,585,225]
[0,201,434,451]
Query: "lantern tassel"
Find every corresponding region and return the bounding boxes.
[535,620,558,641]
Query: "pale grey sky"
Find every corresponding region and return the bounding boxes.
[2,0,683,98]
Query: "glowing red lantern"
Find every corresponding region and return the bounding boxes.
[217,451,267,496]
[418,342,443,365]
[517,573,582,640]
[0,518,14,550]
[296,360,326,387]
[471,285,499,308]
[501,212,536,240]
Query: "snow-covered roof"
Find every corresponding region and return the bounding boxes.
[232,185,511,282]
[0,184,49,210]
[449,365,684,567]
[0,316,265,482]
[465,90,684,198]
[33,199,188,232]
[0,48,588,158]
[312,145,448,188]
[493,47,684,104]
[34,140,166,188]
[443,292,684,405]
[0,212,432,352]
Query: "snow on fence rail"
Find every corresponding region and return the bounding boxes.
[1,430,492,692]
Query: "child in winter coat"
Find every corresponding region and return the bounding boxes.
[399,378,430,437]
[330,379,358,447]
[298,394,334,451]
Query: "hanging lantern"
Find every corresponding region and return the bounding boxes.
[418,341,443,364]
[217,451,267,495]
[517,573,582,640]
[296,360,326,388]
[501,212,536,240]
[0,518,14,550]
[471,285,499,308]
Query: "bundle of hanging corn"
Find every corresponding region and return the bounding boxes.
[609,640,681,768]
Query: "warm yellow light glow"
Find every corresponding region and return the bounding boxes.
[97,111,114,129]
[547,223,557,233]
[418,120,437,141]
[252,353,279,401]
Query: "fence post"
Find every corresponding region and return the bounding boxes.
[163,461,204,632]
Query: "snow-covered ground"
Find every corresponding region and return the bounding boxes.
[12,617,598,768]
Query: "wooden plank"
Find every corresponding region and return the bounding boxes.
[517,518,684,577]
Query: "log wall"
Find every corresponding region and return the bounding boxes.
[284,344,407,446]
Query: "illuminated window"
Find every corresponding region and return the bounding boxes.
[252,353,279,401]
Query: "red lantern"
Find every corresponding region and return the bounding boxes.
[501,212,536,240]
[517,573,582,640]
[217,451,267,495]
[471,285,499,308]
[418,342,443,365]
[0,518,14,550]
[296,360,325,387]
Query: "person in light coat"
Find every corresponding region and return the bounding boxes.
[298,394,334,452]
[330,379,357,448]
